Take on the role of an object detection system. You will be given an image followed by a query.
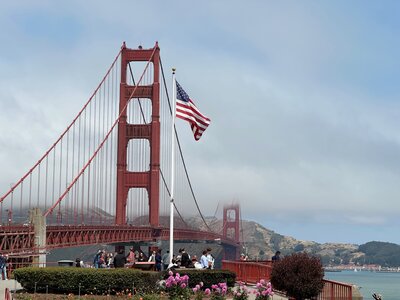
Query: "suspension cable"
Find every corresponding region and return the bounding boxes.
[45,45,157,217]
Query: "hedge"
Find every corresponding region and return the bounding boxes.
[13,267,161,295]
[13,267,236,295]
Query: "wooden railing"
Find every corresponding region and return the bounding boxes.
[222,260,354,300]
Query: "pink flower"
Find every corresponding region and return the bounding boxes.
[193,287,198,293]
[204,288,211,295]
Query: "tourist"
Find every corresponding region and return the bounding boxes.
[0,254,7,280]
[200,250,209,269]
[137,252,146,262]
[113,249,127,268]
[107,253,113,267]
[75,258,85,268]
[180,248,190,268]
[272,251,281,262]
[148,250,156,262]
[162,250,170,270]
[93,250,102,268]
[155,249,162,271]
[206,247,214,269]
[126,247,136,264]
[192,255,203,269]
[167,258,179,271]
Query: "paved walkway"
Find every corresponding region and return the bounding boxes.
[236,284,288,300]
[0,280,22,300]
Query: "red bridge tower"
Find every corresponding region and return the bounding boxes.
[116,43,160,226]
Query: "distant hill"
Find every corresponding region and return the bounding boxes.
[189,216,400,267]
[22,207,400,268]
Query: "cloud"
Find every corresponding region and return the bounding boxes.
[1,1,400,244]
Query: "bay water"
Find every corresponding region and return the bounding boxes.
[324,270,400,300]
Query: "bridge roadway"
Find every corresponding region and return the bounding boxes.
[0,225,238,255]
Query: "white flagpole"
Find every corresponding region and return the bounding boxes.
[169,68,176,264]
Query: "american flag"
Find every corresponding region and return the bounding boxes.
[176,81,211,141]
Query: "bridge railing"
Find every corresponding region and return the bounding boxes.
[222,260,353,300]
[221,260,273,283]
[316,279,353,300]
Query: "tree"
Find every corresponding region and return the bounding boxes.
[270,252,324,300]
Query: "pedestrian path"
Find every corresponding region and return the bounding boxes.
[0,280,22,300]
[233,284,288,300]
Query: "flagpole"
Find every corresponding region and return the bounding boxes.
[169,68,176,264]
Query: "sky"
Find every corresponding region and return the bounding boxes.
[1,1,400,245]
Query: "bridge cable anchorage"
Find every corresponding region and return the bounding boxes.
[160,57,212,232]
[44,46,157,217]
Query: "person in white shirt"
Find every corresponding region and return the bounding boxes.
[206,248,214,269]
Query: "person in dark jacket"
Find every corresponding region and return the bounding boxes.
[180,248,190,268]
[113,249,127,268]
[155,250,162,271]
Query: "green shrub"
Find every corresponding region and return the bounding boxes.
[270,252,324,300]
[13,267,162,295]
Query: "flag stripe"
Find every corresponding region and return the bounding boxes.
[175,81,210,141]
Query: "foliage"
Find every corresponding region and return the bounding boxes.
[232,282,249,300]
[253,279,273,300]
[163,269,235,289]
[164,271,191,300]
[209,282,228,300]
[13,267,162,295]
[357,241,400,267]
[192,282,205,300]
[270,252,324,300]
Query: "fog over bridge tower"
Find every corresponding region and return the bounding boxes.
[223,204,240,260]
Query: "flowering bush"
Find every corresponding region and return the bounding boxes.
[164,271,191,300]
[254,279,273,300]
[232,282,249,300]
[192,282,205,300]
[209,282,228,300]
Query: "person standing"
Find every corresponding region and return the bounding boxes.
[0,254,7,280]
[126,247,136,265]
[272,251,281,262]
[114,249,127,268]
[162,250,170,270]
[155,250,162,271]
[206,248,214,269]
[180,248,190,268]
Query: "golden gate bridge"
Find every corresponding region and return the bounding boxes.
[0,42,241,265]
